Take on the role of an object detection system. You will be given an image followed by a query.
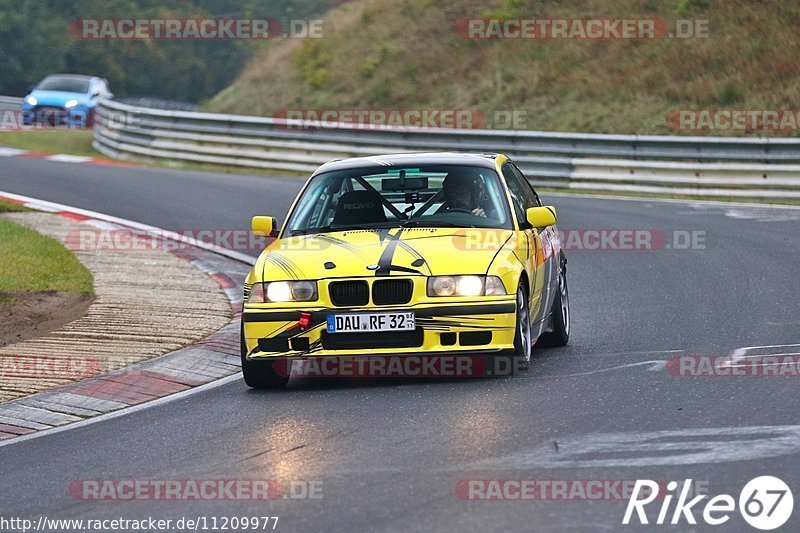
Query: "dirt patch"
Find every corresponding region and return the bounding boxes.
[0,292,93,348]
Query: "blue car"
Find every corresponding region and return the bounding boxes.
[22,74,112,127]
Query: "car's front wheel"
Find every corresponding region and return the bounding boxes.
[511,284,532,370]
[241,324,289,389]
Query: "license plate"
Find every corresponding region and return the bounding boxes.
[327,312,415,333]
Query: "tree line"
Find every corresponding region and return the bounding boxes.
[0,0,338,101]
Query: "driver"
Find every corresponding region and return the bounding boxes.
[442,169,486,217]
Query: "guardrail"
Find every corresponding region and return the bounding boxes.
[93,99,800,199]
[0,95,22,111]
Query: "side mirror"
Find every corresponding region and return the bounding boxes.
[526,206,557,228]
[252,216,277,236]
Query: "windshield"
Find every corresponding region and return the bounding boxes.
[36,77,90,93]
[283,164,513,237]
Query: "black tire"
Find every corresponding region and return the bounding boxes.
[241,323,289,389]
[511,283,532,371]
[540,267,570,347]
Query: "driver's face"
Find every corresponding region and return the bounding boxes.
[449,186,473,209]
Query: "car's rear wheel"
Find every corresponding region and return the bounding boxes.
[512,284,532,370]
[540,267,570,347]
[241,323,289,389]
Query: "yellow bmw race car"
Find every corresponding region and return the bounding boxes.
[241,152,569,388]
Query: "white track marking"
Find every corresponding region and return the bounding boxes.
[678,203,800,223]
[558,360,667,377]
[720,343,800,368]
[542,348,683,360]
[45,154,93,163]
[0,147,28,157]
[729,351,800,362]
[728,361,800,370]
[479,425,800,468]
[540,349,682,375]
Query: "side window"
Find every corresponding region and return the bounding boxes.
[318,177,351,226]
[512,165,542,207]
[501,162,531,226]
[301,176,347,227]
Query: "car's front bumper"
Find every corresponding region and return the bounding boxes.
[242,298,517,360]
[21,105,92,127]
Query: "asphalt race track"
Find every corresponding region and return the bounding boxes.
[2,156,800,531]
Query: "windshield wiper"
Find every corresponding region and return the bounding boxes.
[290,225,337,236]
[291,223,403,236]
[401,220,465,228]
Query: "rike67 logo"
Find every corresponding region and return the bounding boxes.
[623,476,793,530]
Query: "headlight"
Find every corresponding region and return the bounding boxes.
[265,281,318,302]
[64,100,79,109]
[456,275,484,296]
[247,281,318,303]
[427,275,506,297]
[484,276,507,296]
[248,282,265,302]
[429,276,457,296]
[25,96,37,106]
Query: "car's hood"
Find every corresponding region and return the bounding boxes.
[257,228,515,280]
[27,90,89,106]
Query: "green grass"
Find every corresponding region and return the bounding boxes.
[0,217,93,294]
[0,129,98,157]
[205,0,800,137]
[0,199,31,213]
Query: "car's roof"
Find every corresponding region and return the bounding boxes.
[313,152,503,175]
[42,74,96,81]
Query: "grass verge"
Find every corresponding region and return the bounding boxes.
[0,215,93,296]
[0,199,32,212]
[0,129,97,157]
